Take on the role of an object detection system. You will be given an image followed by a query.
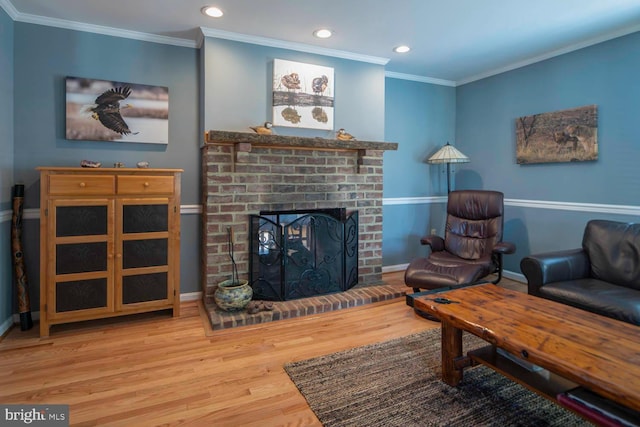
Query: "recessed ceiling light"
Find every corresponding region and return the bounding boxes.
[394,45,411,53]
[313,29,333,39]
[202,6,224,18]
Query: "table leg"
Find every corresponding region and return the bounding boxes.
[441,321,463,386]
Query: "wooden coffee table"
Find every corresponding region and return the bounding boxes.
[413,284,640,423]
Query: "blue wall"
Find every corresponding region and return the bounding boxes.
[11,23,201,315]
[0,6,14,331]
[202,37,386,141]
[383,77,455,266]
[456,31,640,271]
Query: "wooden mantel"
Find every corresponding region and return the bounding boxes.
[205,130,398,152]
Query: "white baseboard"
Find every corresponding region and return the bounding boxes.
[180,292,202,302]
[0,316,14,336]
[382,263,409,273]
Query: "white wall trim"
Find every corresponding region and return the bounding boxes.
[385,71,456,87]
[180,204,203,215]
[3,3,196,48]
[0,315,14,337]
[505,198,640,216]
[180,292,202,302]
[0,209,12,223]
[5,199,639,222]
[4,0,640,85]
[200,27,390,65]
[383,196,447,205]
[9,205,202,222]
[382,263,409,273]
[457,22,640,86]
[382,196,640,216]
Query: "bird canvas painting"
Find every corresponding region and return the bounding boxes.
[66,77,169,144]
[272,59,334,131]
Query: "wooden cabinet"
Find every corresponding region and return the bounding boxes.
[38,167,182,337]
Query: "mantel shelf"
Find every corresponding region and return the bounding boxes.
[205,130,398,151]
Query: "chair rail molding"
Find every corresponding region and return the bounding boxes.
[382,196,640,216]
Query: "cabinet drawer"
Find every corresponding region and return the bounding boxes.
[49,175,115,195]
[118,176,174,195]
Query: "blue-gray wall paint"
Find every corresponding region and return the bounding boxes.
[202,37,386,141]
[11,23,201,315]
[383,77,455,265]
[0,7,15,331]
[456,31,640,272]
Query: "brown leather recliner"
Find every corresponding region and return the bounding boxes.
[405,190,516,291]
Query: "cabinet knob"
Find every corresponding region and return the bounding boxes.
[116,253,122,259]
[79,182,86,188]
[143,182,150,187]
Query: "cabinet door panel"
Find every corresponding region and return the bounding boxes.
[56,278,108,312]
[122,239,168,269]
[122,273,168,304]
[56,242,108,274]
[122,204,168,233]
[56,205,108,236]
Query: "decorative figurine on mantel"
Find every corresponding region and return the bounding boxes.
[136,161,149,168]
[250,121,273,135]
[336,128,356,141]
[80,159,101,168]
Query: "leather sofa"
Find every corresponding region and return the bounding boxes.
[520,219,640,325]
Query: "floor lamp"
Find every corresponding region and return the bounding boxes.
[427,142,470,193]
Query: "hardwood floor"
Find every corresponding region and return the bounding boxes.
[0,272,524,426]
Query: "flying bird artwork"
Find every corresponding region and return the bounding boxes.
[84,86,138,135]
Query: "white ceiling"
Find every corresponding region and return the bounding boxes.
[4,0,640,84]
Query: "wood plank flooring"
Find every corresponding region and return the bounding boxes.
[0,272,524,426]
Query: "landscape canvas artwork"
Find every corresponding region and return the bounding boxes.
[272,59,334,130]
[516,105,598,164]
[66,77,169,144]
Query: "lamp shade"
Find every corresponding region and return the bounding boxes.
[427,142,470,164]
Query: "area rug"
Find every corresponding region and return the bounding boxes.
[284,329,588,427]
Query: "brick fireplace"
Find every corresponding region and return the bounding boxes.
[201,130,398,305]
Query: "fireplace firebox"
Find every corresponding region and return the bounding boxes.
[249,208,358,301]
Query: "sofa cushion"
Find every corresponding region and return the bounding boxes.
[539,278,640,325]
[583,220,640,290]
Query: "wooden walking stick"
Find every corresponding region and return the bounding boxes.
[11,184,33,331]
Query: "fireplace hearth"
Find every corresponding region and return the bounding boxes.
[250,208,358,301]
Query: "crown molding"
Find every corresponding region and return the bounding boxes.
[385,71,456,87]
[7,6,196,48]
[0,0,18,19]
[457,23,640,86]
[200,27,390,65]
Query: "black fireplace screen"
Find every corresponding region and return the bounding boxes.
[249,209,358,301]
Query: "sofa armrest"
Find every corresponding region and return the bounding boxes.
[493,241,516,255]
[520,249,591,295]
[419,235,444,252]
